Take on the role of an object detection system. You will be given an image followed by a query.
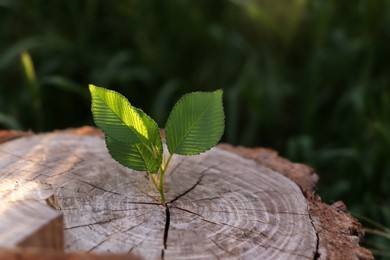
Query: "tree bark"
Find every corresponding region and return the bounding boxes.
[0,127,373,259]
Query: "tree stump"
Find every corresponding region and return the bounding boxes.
[0,127,373,259]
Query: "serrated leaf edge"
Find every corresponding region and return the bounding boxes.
[165,89,224,156]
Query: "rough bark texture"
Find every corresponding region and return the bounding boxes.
[0,127,373,259]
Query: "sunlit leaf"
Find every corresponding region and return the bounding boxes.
[89,84,148,144]
[90,84,162,173]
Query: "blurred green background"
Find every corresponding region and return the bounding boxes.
[1,0,389,256]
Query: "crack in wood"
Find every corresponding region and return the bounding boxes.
[65,216,127,230]
[172,205,267,237]
[88,219,147,252]
[127,232,150,255]
[87,235,110,252]
[160,167,211,258]
[161,206,170,259]
[123,201,161,206]
[163,206,170,250]
[50,169,74,178]
[135,188,160,203]
[65,209,152,230]
[169,172,206,204]
[306,201,320,259]
[77,179,123,196]
[171,205,202,217]
[29,173,51,181]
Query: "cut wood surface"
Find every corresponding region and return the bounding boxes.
[0,127,373,259]
[0,200,63,250]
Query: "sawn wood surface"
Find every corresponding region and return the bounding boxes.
[0,127,373,259]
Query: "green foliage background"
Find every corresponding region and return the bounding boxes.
[1,0,389,255]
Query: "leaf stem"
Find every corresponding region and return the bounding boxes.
[159,183,166,205]
[150,173,159,190]
[150,173,165,205]
[164,154,174,172]
[157,153,173,206]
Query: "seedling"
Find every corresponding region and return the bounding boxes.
[89,85,224,205]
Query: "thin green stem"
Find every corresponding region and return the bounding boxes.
[157,153,173,206]
[158,184,166,205]
[150,172,159,190]
[164,154,174,173]
[150,172,166,205]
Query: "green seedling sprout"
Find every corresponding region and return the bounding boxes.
[89,85,224,205]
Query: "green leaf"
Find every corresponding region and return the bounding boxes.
[89,84,162,173]
[165,90,225,155]
[106,135,162,173]
[89,84,148,144]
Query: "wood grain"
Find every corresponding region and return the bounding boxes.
[0,166,63,250]
[219,144,374,260]
[0,132,317,259]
